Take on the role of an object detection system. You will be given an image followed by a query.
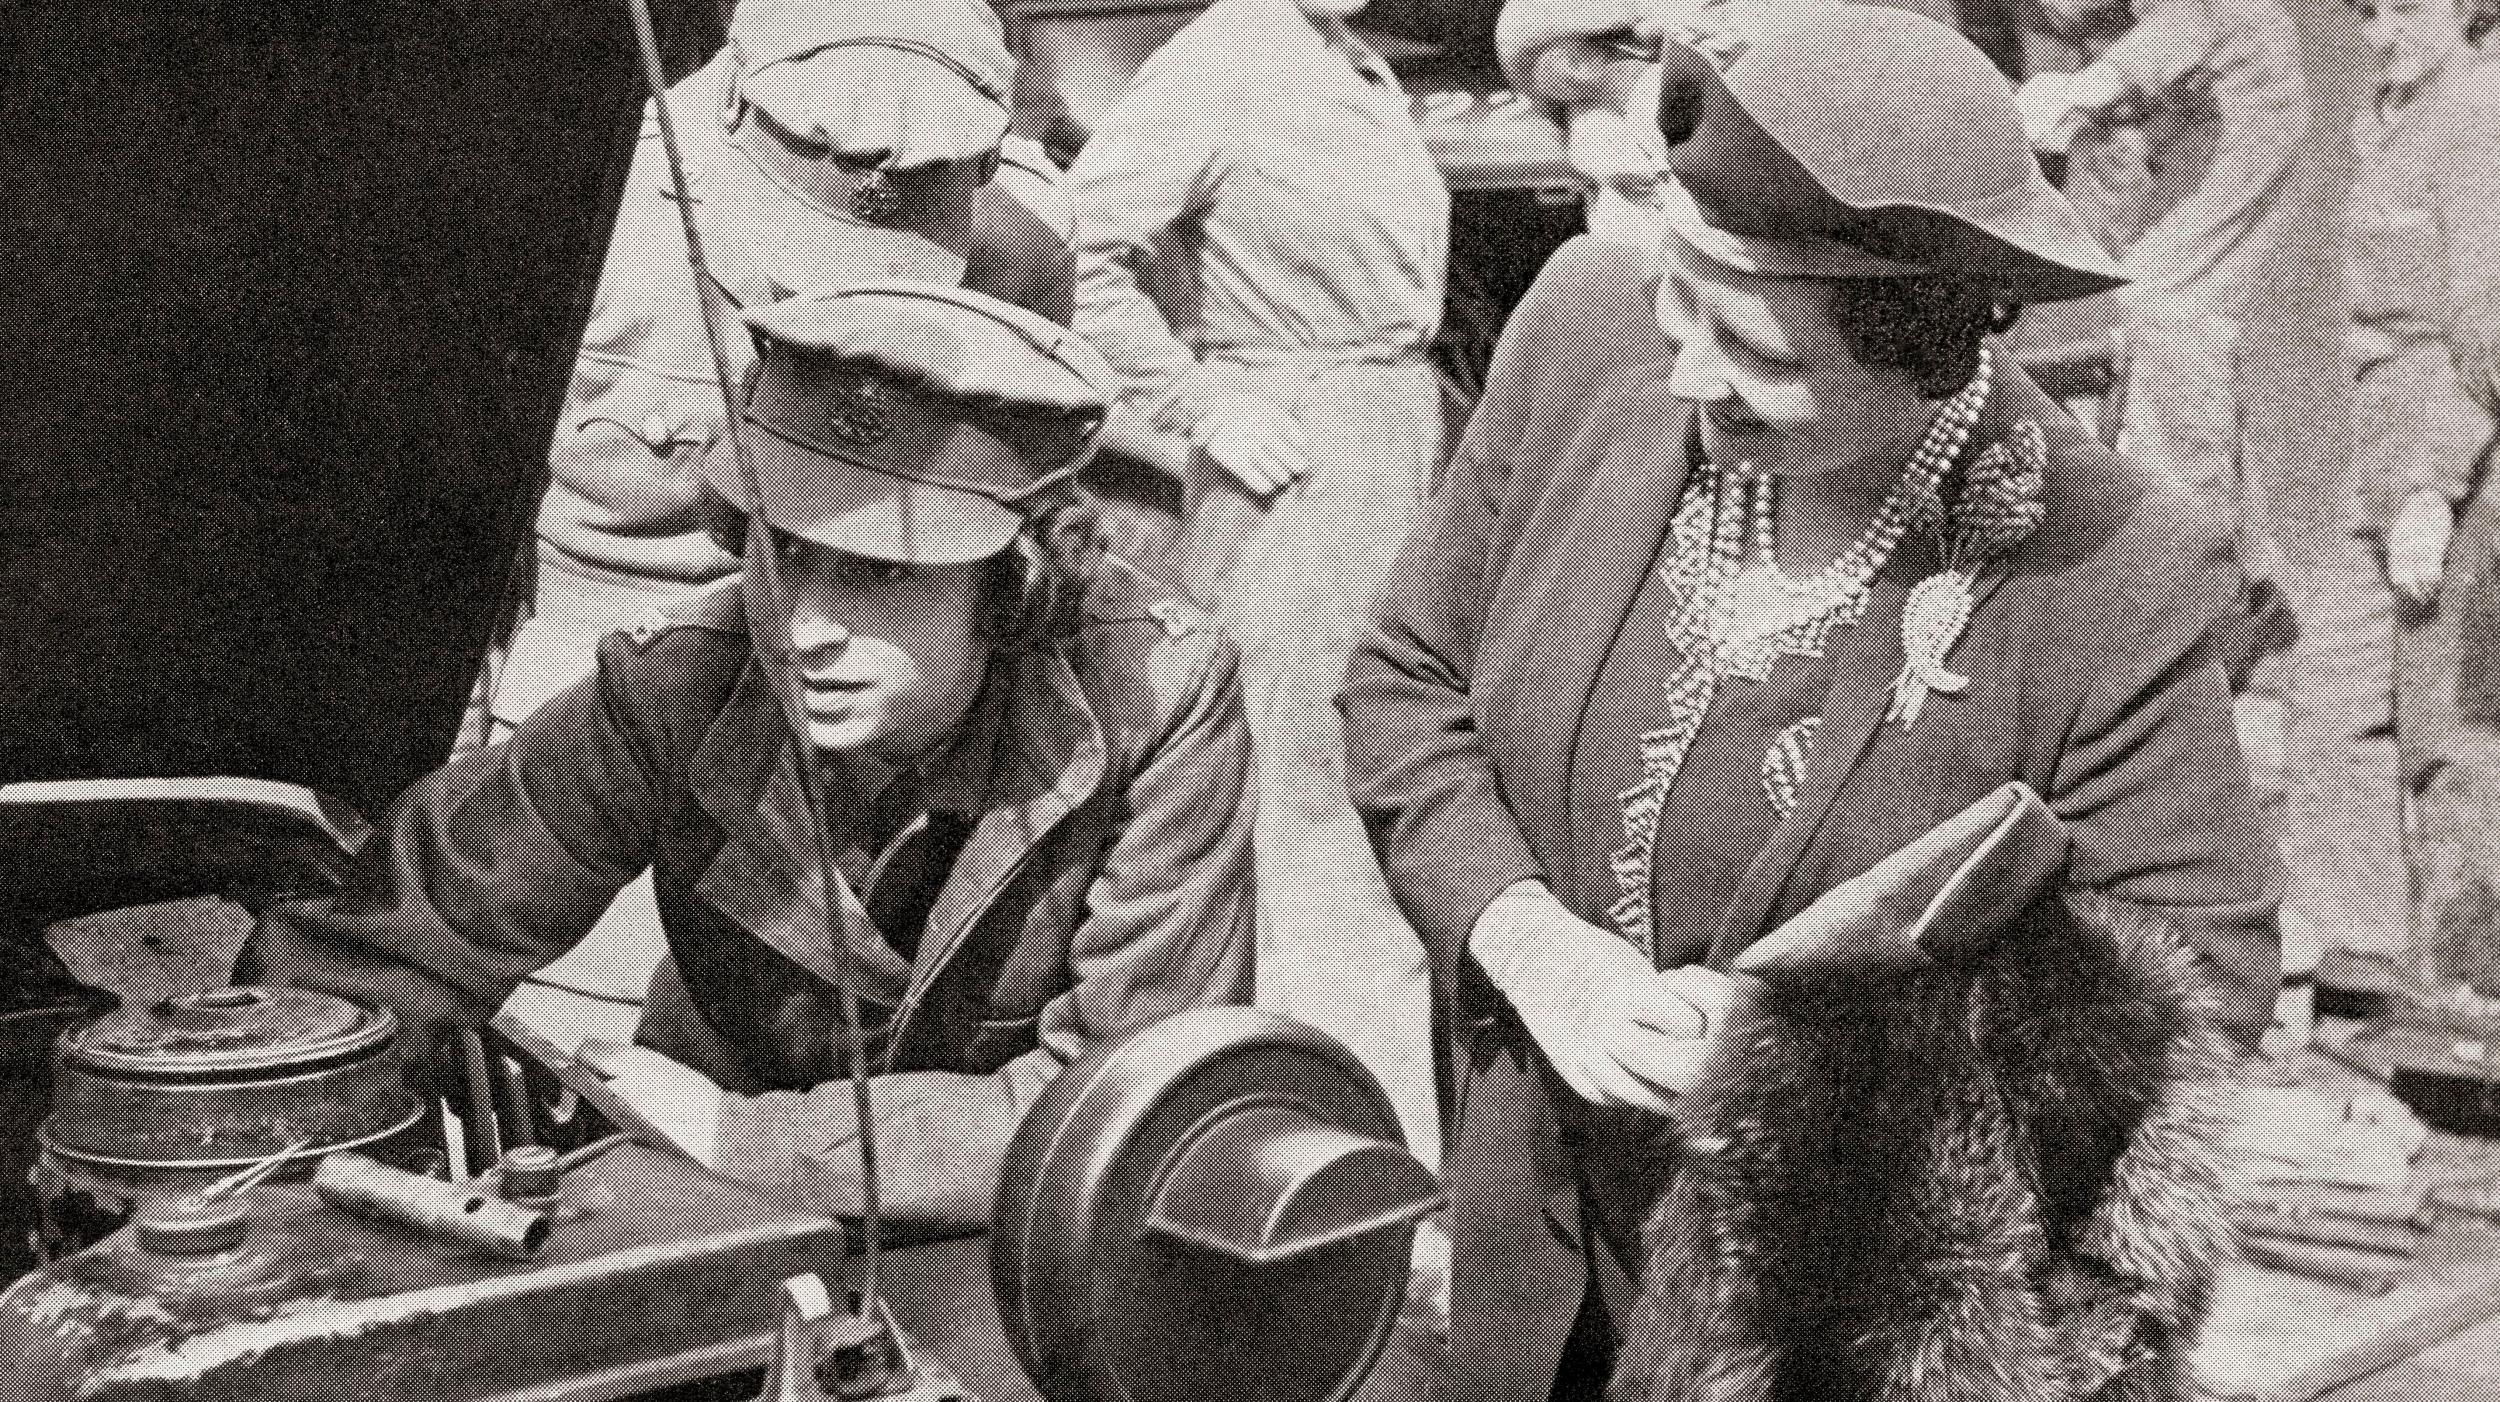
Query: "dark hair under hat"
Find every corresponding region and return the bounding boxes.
[1654,1,2124,303]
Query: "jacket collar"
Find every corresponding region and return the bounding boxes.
[685,642,1107,1006]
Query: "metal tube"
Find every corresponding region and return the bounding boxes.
[315,1151,551,1259]
[616,0,884,1320]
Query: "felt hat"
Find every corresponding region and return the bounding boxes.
[1654,0,2124,301]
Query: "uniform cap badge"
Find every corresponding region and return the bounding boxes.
[827,378,893,446]
[850,166,902,223]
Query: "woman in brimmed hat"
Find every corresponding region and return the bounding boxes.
[1343,6,2278,1399]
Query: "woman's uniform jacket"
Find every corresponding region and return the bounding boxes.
[1342,236,2282,1402]
[253,565,1254,1228]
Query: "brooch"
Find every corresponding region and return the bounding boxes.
[1889,420,2046,731]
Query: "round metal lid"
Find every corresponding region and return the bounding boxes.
[60,986,397,1079]
[992,1007,1439,1402]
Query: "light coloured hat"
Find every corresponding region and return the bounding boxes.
[713,282,1113,565]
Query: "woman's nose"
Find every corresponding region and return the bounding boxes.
[788,606,850,658]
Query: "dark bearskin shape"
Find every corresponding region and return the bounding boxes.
[1611,890,2239,1402]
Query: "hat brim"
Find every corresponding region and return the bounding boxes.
[705,437,1022,566]
[1655,16,2128,304]
[1655,177,1929,280]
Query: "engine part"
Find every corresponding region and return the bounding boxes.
[993,1006,1442,1402]
[313,1151,552,1260]
[35,985,430,1257]
[763,1273,970,1402]
[0,1139,856,1402]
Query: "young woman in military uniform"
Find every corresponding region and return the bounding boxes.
[248,283,1255,1228]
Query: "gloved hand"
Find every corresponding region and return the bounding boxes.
[577,1039,727,1168]
[1192,392,1311,497]
[2389,486,2454,605]
[1469,881,1739,1112]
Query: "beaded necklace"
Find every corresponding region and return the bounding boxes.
[1605,349,1995,959]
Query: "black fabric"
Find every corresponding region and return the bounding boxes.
[0,0,722,813]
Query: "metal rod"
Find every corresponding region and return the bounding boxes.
[194,1135,315,1203]
[554,1131,638,1176]
[618,0,885,1320]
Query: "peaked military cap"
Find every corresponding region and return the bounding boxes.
[711,282,1114,565]
[703,0,1018,294]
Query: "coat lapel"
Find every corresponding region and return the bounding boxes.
[904,650,1105,1007]
[1709,552,1919,966]
[1709,353,2056,964]
[687,661,914,1005]
[686,648,1109,1022]
[1498,384,1694,918]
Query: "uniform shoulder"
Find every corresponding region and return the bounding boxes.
[1128,0,1281,92]
[1064,557,1239,730]
[2445,54,2500,122]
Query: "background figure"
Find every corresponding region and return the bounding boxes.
[2439,285,2500,995]
[2020,0,2310,612]
[477,0,1071,1047]
[1068,0,1450,1159]
[2319,0,2500,986]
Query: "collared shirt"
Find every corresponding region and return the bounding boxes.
[1067,0,1449,437]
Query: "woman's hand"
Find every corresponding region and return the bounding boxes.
[2388,487,2455,605]
[1193,393,1311,497]
[577,1039,726,1168]
[1470,882,1736,1113]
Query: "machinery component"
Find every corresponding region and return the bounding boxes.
[763,1273,970,1402]
[314,1150,552,1260]
[0,1138,858,1402]
[498,1144,567,1206]
[35,985,431,1257]
[993,1006,1443,1402]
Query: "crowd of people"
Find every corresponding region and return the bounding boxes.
[236,0,2500,1398]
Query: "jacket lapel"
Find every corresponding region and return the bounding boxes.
[1709,552,1919,966]
[904,649,1105,1007]
[1709,355,2054,964]
[1497,384,1694,918]
[687,662,914,1005]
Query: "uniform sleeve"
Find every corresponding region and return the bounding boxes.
[2429,86,2500,496]
[245,638,670,1072]
[1341,247,1615,1004]
[2046,505,2283,1044]
[2091,0,2222,104]
[1066,54,1252,439]
[712,627,1257,1229]
[2112,2,2311,304]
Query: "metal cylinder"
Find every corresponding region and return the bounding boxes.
[314,1151,550,1260]
[37,986,430,1257]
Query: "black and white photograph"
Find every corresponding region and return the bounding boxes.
[4,0,2499,1399]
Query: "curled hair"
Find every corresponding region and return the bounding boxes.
[1825,274,2022,399]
